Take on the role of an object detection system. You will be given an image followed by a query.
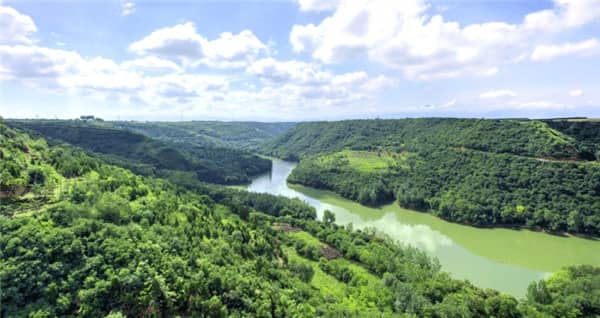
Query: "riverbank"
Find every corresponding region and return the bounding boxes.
[248,158,600,297]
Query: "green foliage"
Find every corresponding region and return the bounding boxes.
[114,120,295,150]
[323,210,336,226]
[544,119,600,160]
[266,118,585,160]
[8,119,271,185]
[2,121,599,318]
[526,265,600,317]
[274,119,600,235]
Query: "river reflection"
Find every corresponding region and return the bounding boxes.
[248,159,550,297]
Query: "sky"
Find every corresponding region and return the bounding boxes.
[0,0,599,121]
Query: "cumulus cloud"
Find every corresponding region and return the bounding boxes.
[247,58,330,84]
[199,30,267,68]
[531,38,600,61]
[245,57,395,110]
[0,43,228,105]
[247,58,395,100]
[524,0,600,31]
[0,6,37,44]
[480,90,517,99]
[129,22,204,61]
[129,22,267,68]
[290,0,600,80]
[0,5,390,118]
[0,45,80,81]
[290,0,523,80]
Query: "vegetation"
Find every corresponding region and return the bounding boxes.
[544,119,600,161]
[266,118,593,160]
[271,119,600,235]
[114,121,295,150]
[7,119,271,185]
[2,121,599,317]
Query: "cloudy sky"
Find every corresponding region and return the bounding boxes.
[1,0,599,121]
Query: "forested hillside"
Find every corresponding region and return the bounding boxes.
[7,120,271,185]
[544,119,600,160]
[114,121,295,150]
[269,119,600,235]
[3,122,599,317]
[267,118,592,160]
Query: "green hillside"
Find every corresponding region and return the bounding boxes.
[6,122,598,317]
[267,118,591,160]
[114,121,296,150]
[544,119,600,160]
[268,119,600,235]
[7,120,271,185]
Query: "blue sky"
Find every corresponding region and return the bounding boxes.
[1,0,599,121]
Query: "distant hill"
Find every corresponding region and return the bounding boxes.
[114,121,296,150]
[267,118,600,236]
[2,120,599,317]
[7,119,271,185]
[266,118,590,160]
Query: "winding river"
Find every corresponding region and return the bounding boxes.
[248,159,600,298]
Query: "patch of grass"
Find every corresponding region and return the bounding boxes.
[285,231,385,297]
[288,230,324,247]
[283,246,347,299]
[283,244,390,315]
[317,150,409,172]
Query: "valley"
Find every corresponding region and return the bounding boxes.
[248,159,600,297]
[2,118,599,317]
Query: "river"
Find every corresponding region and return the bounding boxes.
[247,159,600,298]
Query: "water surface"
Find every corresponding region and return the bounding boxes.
[248,159,600,298]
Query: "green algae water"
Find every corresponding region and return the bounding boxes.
[248,159,600,298]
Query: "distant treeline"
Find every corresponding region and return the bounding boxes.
[7,119,272,185]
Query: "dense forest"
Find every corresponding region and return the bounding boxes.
[266,118,596,160]
[269,118,600,235]
[114,121,295,150]
[7,119,272,185]
[3,121,599,317]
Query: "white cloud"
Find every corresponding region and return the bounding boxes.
[531,38,600,61]
[480,90,517,99]
[247,58,330,85]
[291,0,600,80]
[0,5,400,119]
[121,1,136,16]
[524,0,600,31]
[198,30,267,68]
[569,89,584,97]
[0,6,37,44]
[0,45,80,81]
[297,0,340,12]
[129,22,204,61]
[290,0,524,80]
[129,22,267,68]
[121,56,182,75]
[245,57,395,110]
